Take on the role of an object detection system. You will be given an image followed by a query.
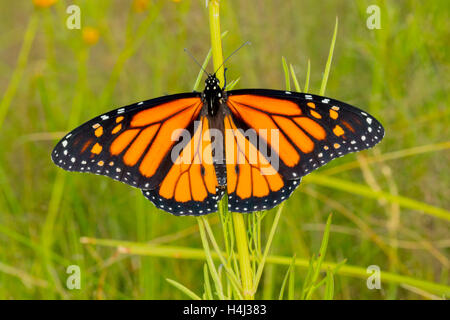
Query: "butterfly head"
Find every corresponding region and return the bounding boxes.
[202,74,224,116]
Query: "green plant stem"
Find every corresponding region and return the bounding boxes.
[232,212,254,299]
[208,0,254,300]
[208,0,225,85]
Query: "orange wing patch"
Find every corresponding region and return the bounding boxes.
[139,104,201,177]
[225,115,283,200]
[131,98,201,127]
[227,99,300,167]
[94,126,103,137]
[227,97,329,171]
[123,124,160,166]
[103,98,202,181]
[228,95,301,116]
[112,124,122,134]
[293,117,326,140]
[158,117,218,203]
[273,115,314,153]
[110,129,140,155]
[333,125,345,136]
[91,142,103,154]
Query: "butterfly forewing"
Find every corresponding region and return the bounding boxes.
[52,93,203,190]
[226,89,384,178]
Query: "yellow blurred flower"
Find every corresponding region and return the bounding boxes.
[132,0,150,12]
[33,0,57,8]
[82,27,100,46]
[172,0,181,2]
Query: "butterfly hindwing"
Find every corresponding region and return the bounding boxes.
[142,116,224,215]
[223,114,300,212]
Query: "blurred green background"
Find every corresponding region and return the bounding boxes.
[0,0,448,299]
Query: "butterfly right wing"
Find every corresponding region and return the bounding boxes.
[52,93,204,190]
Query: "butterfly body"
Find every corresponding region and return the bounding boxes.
[202,75,226,116]
[52,74,384,216]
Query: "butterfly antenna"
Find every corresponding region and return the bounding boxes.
[213,41,251,75]
[184,48,210,77]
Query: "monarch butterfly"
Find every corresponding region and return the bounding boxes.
[52,73,384,216]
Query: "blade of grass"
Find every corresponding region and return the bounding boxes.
[288,255,296,300]
[0,13,38,130]
[82,237,450,296]
[324,270,335,300]
[304,59,310,93]
[197,218,225,299]
[305,214,332,299]
[289,64,301,92]
[304,174,450,221]
[203,264,213,300]
[166,278,202,300]
[253,202,284,292]
[225,77,240,90]
[319,17,338,95]
[0,261,49,289]
[320,141,450,176]
[278,255,295,300]
[201,216,244,298]
[282,56,290,91]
